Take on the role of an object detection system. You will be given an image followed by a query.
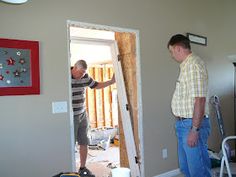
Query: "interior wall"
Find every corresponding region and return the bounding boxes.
[0,1,236,177]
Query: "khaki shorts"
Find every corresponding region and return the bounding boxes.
[74,112,89,145]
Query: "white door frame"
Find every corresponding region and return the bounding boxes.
[66,20,144,176]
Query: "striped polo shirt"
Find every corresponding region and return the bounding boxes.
[71,73,98,116]
[171,53,209,118]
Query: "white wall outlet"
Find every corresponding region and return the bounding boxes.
[162,148,168,159]
[52,101,68,114]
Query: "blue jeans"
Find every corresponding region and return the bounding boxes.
[175,117,211,177]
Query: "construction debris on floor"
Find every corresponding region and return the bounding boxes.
[76,127,120,177]
[88,127,119,150]
[76,145,120,177]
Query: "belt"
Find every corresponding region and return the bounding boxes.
[175,117,189,121]
[175,115,208,121]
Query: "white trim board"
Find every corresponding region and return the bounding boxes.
[66,21,76,171]
[111,41,140,177]
[153,169,181,177]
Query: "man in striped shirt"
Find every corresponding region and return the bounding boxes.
[168,34,211,177]
[71,60,115,177]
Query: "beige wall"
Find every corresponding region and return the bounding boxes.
[0,0,236,177]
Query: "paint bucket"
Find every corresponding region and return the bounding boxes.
[111,167,131,177]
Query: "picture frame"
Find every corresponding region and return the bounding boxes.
[186,33,207,46]
[0,38,40,96]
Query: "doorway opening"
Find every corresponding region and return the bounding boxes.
[67,21,143,177]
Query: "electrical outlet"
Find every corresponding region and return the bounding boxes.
[52,101,68,114]
[162,148,168,159]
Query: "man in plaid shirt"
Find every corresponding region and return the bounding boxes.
[168,34,211,177]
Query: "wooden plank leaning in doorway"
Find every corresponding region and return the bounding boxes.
[111,41,140,177]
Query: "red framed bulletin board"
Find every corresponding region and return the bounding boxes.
[0,38,40,96]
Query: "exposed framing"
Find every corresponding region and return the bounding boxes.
[70,37,116,128]
[67,21,144,176]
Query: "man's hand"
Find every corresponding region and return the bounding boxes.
[187,130,199,147]
[111,74,116,84]
[95,74,116,89]
[111,74,116,83]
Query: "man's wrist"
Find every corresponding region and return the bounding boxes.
[191,125,199,133]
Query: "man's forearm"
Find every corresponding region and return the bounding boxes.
[95,79,114,89]
[192,97,206,128]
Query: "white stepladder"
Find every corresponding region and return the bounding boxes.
[110,41,141,177]
[210,95,231,160]
[210,95,236,177]
[220,136,236,177]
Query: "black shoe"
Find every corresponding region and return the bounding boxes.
[78,167,95,177]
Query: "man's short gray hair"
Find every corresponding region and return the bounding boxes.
[74,60,87,70]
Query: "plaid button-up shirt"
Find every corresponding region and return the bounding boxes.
[171,53,208,118]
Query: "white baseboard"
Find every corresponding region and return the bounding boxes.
[153,168,181,177]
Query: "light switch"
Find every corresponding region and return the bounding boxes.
[52,101,68,114]
[162,148,168,159]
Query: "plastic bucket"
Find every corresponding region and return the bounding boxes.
[111,167,131,177]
